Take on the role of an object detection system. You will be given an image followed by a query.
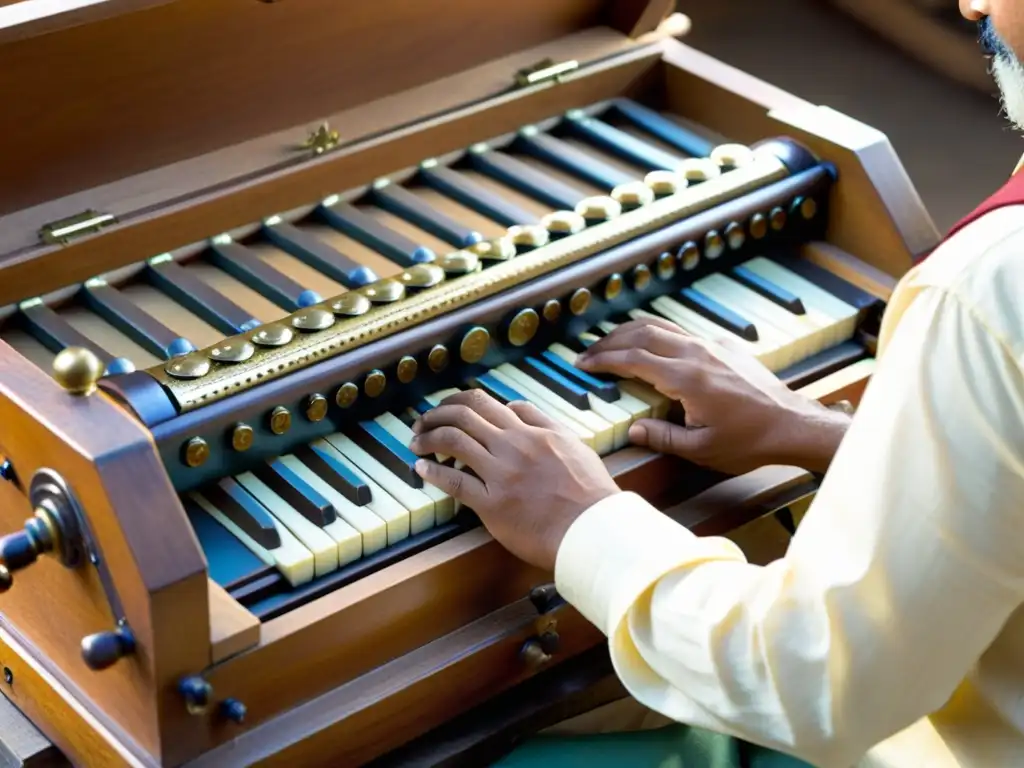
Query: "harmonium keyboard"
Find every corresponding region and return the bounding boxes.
[0,1,938,766]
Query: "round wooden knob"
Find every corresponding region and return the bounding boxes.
[52,347,104,396]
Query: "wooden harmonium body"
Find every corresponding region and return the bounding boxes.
[0,1,937,766]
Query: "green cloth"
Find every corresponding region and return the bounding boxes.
[493,724,814,768]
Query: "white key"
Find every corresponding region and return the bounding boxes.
[485,368,597,450]
[235,472,345,576]
[190,491,314,587]
[414,388,465,463]
[494,364,616,454]
[375,412,456,524]
[547,343,653,422]
[573,329,672,420]
[325,433,436,535]
[277,456,388,557]
[740,257,858,347]
[309,438,412,544]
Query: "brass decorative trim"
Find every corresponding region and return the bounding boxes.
[144,150,789,412]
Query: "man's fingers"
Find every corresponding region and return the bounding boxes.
[628,418,709,459]
[507,400,562,430]
[412,402,503,450]
[414,460,487,507]
[410,426,496,476]
[428,389,521,430]
[579,321,688,359]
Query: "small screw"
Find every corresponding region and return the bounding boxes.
[221,698,247,724]
[4,667,14,685]
[0,460,13,482]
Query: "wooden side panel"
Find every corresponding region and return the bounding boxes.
[0,343,209,764]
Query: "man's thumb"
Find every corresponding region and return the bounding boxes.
[628,419,705,457]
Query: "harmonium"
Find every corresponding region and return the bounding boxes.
[0,0,938,765]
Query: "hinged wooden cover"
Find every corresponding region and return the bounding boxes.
[0,0,673,218]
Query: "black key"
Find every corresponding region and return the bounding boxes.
[17,299,133,375]
[252,459,337,528]
[185,498,266,587]
[319,201,434,268]
[348,421,422,489]
[515,129,633,190]
[411,399,436,415]
[146,256,260,335]
[563,332,601,354]
[262,221,377,288]
[769,254,883,313]
[539,350,620,403]
[730,266,805,315]
[419,163,540,227]
[369,181,483,249]
[466,145,586,210]
[515,356,591,410]
[209,240,322,311]
[609,99,716,158]
[294,443,372,507]
[202,478,282,550]
[564,111,682,172]
[676,288,759,342]
[469,373,526,405]
[82,279,196,359]
[778,340,868,390]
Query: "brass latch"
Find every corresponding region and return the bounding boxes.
[514,58,579,89]
[299,122,340,156]
[38,210,116,245]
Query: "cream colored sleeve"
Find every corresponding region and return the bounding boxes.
[555,286,1024,767]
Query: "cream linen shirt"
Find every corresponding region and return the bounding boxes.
[555,203,1024,767]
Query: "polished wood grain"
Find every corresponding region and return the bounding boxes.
[801,241,897,301]
[207,583,260,664]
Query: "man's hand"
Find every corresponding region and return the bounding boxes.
[577,317,851,474]
[410,390,620,573]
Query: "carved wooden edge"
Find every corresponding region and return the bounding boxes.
[0,342,209,763]
[0,1,176,44]
[658,38,939,277]
[207,582,259,664]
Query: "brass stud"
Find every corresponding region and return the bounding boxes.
[251,324,294,347]
[797,196,818,220]
[335,382,359,408]
[291,307,335,332]
[52,347,104,396]
[359,278,406,303]
[710,143,755,170]
[656,252,676,280]
[183,437,210,468]
[364,369,387,398]
[438,250,481,276]
[540,210,586,238]
[428,345,450,373]
[574,195,621,223]
[469,237,517,262]
[231,424,254,452]
[769,206,787,231]
[632,264,652,290]
[749,213,769,240]
[724,222,745,251]
[568,288,591,316]
[704,231,725,260]
[610,181,655,210]
[542,299,562,323]
[508,309,540,347]
[305,394,329,422]
[459,326,491,364]
[678,158,721,184]
[165,353,211,380]
[209,339,256,364]
[678,241,700,271]
[604,273,624,301]
[507,224,550,251]
[329,292,373,316]
[644,170,684,196]
[399,263,446,289]
[397,356,419,384]
[269,406,292,435]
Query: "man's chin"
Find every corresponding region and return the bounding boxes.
[992,55,1024,132]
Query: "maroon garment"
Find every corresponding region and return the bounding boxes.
[944,170,1024,242]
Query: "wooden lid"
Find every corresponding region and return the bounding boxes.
[0,0,673,218]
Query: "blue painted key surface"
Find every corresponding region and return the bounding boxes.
[320,201,434,267]
[209,240,322,311]
[18,301,134,375]
[540,350,620,403]
[81,282,195,360]
[516,130,633,190]
[146,259,261,334]
[412,399,436,415]
[565,112,682,172]
[369,183,483,249]
[517,357,591,410]
[730,265,805,315]
[609,99,716,158]
[253,459,337,527]
[467,148,586,210]
[186,498,266,587]
[295,443,372,506]
[418,164,540,228]
[472,373,526,405]
[350,421,422,488]
[263,221,378,287]
[769,254,882,312]
[677,287,759,342]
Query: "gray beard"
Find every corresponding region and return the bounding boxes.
[992,55,1024,132]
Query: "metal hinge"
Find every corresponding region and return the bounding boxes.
[38,210,116,245]
[299,122,340,156]
[513,58,579,88]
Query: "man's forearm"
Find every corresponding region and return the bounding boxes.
[782,407,853,474]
